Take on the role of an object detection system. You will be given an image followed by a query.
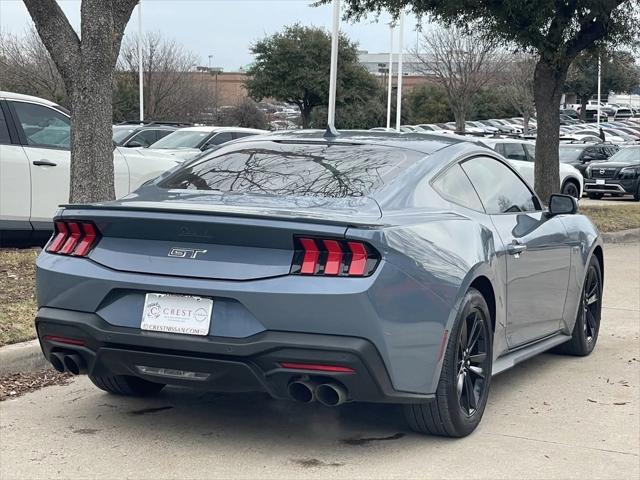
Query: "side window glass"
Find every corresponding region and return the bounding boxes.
[432,164,484,211]
[501,143,527,161]
[11,101,70,149]
[130,130,157,147]
[461,156,540,214]
[523,144,535,161]
[0,107,10,144]
[233,132,254,139]
[157,130,172,141]
[210,132,234,146]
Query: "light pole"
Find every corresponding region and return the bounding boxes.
[395,10,405,132]
[138,0,144,123]
[327,0,341,128]
[386,25,394,129]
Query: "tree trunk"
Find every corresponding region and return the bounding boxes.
[533,58,568,204]
[69,73,116,202]
[579,96,589,121]
[301,107,311,129]
[452,106,466,133]
[23,0,138,204]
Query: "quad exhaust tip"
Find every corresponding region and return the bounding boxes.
[316,382,347,407]
[49,352,66,373]
[287,379,318,403]
[63,353,86,375]
[288,379,348,407]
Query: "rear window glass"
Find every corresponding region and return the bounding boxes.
[159,141,420,198]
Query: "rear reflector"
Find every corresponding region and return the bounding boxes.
[279,362,355,373]
[42,335,86,346]
[291,237,380,277]
[46,220,101,257]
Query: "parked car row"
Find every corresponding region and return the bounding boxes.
[2,91,637,246]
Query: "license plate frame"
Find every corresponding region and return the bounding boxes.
[596,179,605,185]
[141,293,213,336]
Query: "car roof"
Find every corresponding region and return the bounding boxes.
[478,138,534,147]
[0,90,59,107]
[112,124,178,132]
[241,129,467,155]
[178,126,267,134]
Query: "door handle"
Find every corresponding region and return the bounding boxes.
[507,241,527,255]
[33,160,57,167]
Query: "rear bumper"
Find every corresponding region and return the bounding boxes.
[36,307,433,404]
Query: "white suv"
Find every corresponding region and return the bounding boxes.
[0,91,179,245]
[478,138,584,198]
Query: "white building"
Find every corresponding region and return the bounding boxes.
[357,51,434,76]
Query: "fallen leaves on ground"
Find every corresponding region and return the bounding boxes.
[0,369,71,401]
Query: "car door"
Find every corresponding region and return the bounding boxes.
[9,100,129,227]
[0,101,31,232]
[461,156,571,347]
[8,100,71,228]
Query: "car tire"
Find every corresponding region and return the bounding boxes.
[634,183,640,202]
[90,374,165,396]
[587,193,604,200]
[561,180,580,199]
[555,255,602,356]
[404,288,493,437]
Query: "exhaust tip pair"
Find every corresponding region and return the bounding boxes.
[49,352,86,375]
[288,379,348,407]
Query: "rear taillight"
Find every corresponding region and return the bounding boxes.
[46,220,101,257]
[291,237,380,277]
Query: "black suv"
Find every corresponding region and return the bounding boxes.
[112,121,189,148]
[584,146,640,200]
[559,143,620,177]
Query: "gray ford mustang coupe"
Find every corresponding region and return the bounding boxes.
[35,131,603,437]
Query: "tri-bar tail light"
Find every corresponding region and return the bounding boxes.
[290,236,380,277]
[46,220,100,257]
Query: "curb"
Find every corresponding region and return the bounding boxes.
[0,339,48,376]
[602,228,640,244]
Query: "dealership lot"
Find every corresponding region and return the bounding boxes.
[1,242,638,480]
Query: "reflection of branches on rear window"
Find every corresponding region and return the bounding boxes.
[163,144,403,198]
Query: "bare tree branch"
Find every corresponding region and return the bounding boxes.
[22,0,80,90]
[414,26,506,132]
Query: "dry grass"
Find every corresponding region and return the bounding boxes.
[0,249,39,346]
[580,204,640,233]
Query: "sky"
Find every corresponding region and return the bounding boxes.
[0,0,423,71]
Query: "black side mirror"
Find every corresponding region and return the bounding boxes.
[548,194,578,216]
[126,140,145,148]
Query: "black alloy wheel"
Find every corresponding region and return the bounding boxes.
[555,255,602,356]
[582,263,601,346]
[456,309,490,417]
[405,288,493,437]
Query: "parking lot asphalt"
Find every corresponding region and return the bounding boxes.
[1,243,638,480]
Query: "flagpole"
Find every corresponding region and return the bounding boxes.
[327,0,341,127]
[386,25,394,129]
[395,11,404,132]
[138,0,144,123]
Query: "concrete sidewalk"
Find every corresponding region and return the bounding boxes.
[1,243,638,480]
